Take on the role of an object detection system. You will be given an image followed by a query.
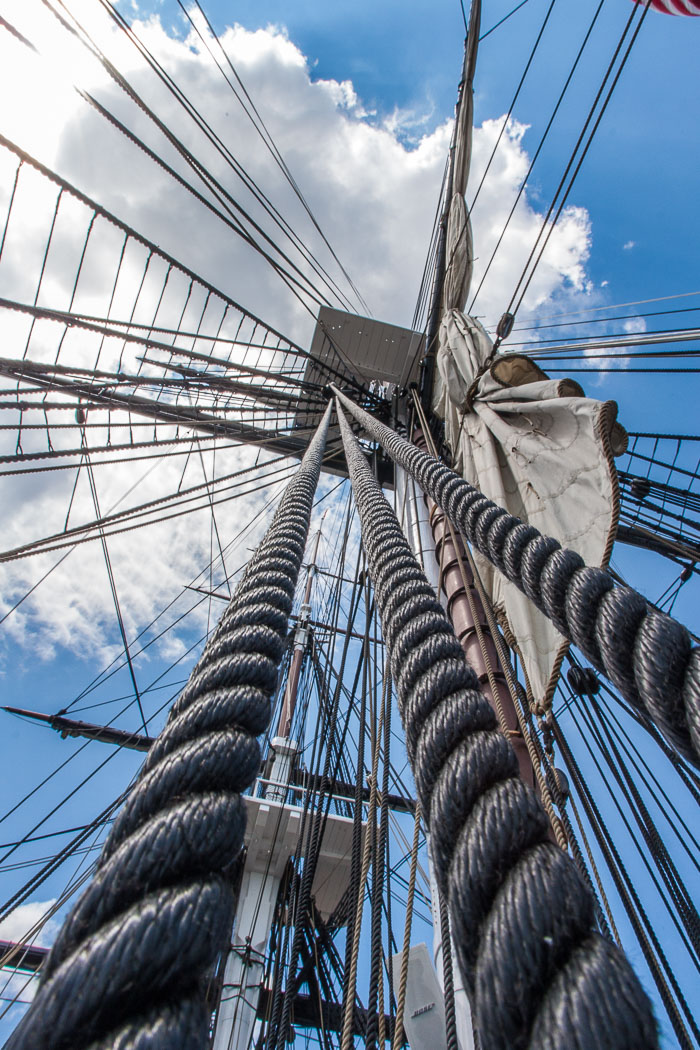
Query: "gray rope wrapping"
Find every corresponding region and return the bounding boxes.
[333,386,700,768]
[335,401,657,1050]
[6,405,331,1050]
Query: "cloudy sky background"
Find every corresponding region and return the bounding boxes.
[0,0,698,1037]
[0,0,614,668]
[0,0,695,666]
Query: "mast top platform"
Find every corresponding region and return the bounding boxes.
[309,307,424,390]
[297,307,424,480]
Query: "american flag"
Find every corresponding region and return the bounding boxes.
[634,0,700,13]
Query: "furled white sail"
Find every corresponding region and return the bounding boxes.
[432,311,625,708]
[441,0,479,315]
[432,7,625,706]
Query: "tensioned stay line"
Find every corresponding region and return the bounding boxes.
[468,0,606,313]
[31,2,347,315]
[504,0,651,322]
[177,0,371,316]
[94,0,363,314]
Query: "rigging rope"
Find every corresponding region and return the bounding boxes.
[469,0,606,314]
[180,0,371,316]
[333,388,700,769]
[5,405,331,1050]
[503,0,650,324]
[0,136,304,357]
[35,1,338,316]
[335,399,657,1050]
[552,709,699,1047]
[391,800,422,1050]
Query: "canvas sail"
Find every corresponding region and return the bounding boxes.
[430,3,625,708]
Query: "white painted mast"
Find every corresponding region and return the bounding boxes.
[212,519,326,1050]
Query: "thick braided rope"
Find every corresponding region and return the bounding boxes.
[6,406,332,1050]
[336,401,657,1050]
[333,387,700,768]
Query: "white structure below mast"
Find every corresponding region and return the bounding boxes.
[213,514,358,1050]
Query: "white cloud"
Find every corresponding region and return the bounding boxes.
[623,240,636,251]
[0,5,596,668]
[623,316,647,335]
[0,899,60,947]
[0,973,38,1009]
[465,117,592,327]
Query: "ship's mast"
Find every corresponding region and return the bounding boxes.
[275,514,326,745]
[212,515,329,1050]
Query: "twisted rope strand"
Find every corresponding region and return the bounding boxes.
[6,405,332,1050]
[333,386,700,768]
[335,400,657,1050]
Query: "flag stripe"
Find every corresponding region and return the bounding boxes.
[633,0,700,13]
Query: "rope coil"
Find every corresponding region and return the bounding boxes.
[6,406,331,1050]
[333,386,700,768]
[335,399,657,1050]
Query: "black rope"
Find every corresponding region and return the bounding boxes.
[179,0,370,316]
[335,400,657,1050]
[505,0,651,322]
[334,388,700,769]
[468,0,606,313]
[479,0,530,41]
[271,557,368,1050]
[552,716,698,1048]
[5,405,331,1050]
[437,887,459,1050]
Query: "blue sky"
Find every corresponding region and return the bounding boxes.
[191,0,699,340]
[177,0,700,429]
[0,0,698,1044]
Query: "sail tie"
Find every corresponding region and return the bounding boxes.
[5,406,332,1050]
[333,386,700,770]
[335,398,657,1050]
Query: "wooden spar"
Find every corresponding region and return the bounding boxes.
[2,706,154,752]
[425,500,536,789]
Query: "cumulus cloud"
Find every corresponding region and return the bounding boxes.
[0,3,596,670]
[623,316,647,335]
[0,899,61,951]
[466,117,593,326]
[623,240,636,251]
